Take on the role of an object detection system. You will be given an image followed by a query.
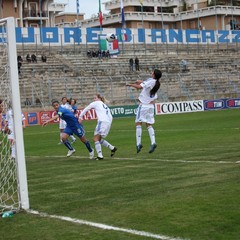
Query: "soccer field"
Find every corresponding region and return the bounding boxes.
[1,109,240,240]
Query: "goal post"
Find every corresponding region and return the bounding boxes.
[0,17,29,214]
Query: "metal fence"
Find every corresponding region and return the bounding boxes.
[18,38,240,58]
[16,40,240,109]
[20,70,240,110]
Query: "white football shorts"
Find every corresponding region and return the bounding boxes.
[7,126,14,140]
[59,119,67,129]
[135,103,155,124]
[94,121,111,138]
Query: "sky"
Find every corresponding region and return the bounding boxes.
[54,0,109,19]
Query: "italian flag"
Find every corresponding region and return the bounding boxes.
[99,36,120,55]
[119,33,128,41]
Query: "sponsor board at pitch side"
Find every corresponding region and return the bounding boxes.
[155,100,204,115]
[204,98,240,110]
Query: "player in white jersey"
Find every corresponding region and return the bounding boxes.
[70,98,78,118]
[79,94,117,160]
[126,69,162,154]
[59,97,76,144]
[4,104,25,159]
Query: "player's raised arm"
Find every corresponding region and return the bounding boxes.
[42,115,59,127]
[126,81,143,89]
[135,79,143,84]
[78,103,94,123]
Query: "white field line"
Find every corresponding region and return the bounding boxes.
[28,155,235,164]
[25,127,239,136]
[28,209,188,240]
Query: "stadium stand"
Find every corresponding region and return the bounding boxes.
[12,43,240,109]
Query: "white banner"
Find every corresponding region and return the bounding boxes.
[155,100,204,115]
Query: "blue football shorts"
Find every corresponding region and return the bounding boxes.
[64,123,85,138]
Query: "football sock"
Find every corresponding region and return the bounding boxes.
[136,125,142,146]
[147,126,155,145]
[100,139,114,150]
[85,140,93,152]
[64,140,74,150]
[59,132,63,142]
[95,141,103,158]
[70,135,76,141]
[11,143,16,158]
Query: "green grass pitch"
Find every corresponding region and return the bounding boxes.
[0,109,240,240]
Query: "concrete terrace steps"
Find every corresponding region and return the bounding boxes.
[7,44,240,107]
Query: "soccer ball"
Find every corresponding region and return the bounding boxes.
[106,33,116,42]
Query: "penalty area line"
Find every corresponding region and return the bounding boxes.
[28,209,187,240]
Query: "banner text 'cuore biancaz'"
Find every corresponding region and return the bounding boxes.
[1,27,240,45]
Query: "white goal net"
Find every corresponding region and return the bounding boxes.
[0,18,29,215]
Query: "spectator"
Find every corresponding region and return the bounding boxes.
[87,50,92,58]
[35,97,41,105]
[230,19,236,30]
[17,61,22,74]
[92,50,97,57]
[41,54,47,63]
[17,55,23,62]
[180,59,188,72]
[24,98,31,106]
[129,58,134,71]
[26,54,31,63]
[135,57,140,71]
[17,55,23,74]
[31,54,37,63]
[102,50,106,58]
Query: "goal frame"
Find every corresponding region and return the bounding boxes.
[1,17,29,210]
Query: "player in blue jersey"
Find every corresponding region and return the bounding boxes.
[58,97,76,144]
[42,100,94,158]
